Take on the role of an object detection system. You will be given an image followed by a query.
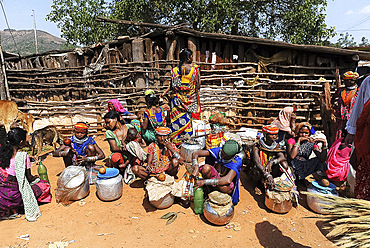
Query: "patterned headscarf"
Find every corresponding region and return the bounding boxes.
[155,127,171,136]
[262,124,279,134]
[343,71,359,80]
[74,122,88,131]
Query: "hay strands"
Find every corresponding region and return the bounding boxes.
[302,192,370,248]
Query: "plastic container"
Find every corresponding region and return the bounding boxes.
[307,180,338,214]
[38,161,49,183]
[193,186,204,214]
[96,168,123,201]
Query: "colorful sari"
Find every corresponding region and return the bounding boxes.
[147,142,178,174]
[142,107,166,144]
[335,86,359,139]
[0,153,51,219]
[169,64,201,145]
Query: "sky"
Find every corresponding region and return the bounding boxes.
[0,0,370,44]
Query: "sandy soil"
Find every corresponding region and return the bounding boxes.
[1,136,336,248]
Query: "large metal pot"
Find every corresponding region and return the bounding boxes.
[96,168,123,201]
[203,200,234,226]
[307,180,338,214]
[265,195,292,214]
[181,142,204,162]
[149,193,175,209]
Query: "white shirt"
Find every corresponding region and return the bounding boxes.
[346,75,370,135]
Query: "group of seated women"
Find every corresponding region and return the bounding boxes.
[250,106,353,196]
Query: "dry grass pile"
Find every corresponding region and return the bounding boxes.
[303,192,370,248]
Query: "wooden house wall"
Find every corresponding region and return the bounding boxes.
[3,34,357,137]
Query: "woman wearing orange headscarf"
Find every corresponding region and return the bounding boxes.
[333,71,359,139]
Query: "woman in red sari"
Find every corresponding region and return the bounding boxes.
[354,98,370,200]
[163,48,201,145]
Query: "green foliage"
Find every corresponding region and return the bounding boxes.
[46,0,116,45]
[334,32,357,48]
[359,37,370,47]
[47,0,336,46]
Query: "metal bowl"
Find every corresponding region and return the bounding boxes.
[265,195,292,214]
[203,200,234,226]
[149,193,175,209]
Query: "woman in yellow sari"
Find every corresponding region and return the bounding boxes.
[163,48,201,145]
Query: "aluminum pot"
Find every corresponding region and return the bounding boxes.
[265,195,293,214]
[149,193,175,209]
[181,142,203,162]
[307,180,338,214]
[203,200,234,226]
[96,168,123,201]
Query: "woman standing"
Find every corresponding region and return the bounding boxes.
[141,90,166,144]
[0,128,51,221]
[333,71,359,139]
[163,48,201,145]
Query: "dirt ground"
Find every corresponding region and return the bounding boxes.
[1,136,336,248]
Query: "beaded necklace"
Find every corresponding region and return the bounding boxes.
[152,142,170,173]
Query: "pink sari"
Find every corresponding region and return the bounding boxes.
[326,137,351,182]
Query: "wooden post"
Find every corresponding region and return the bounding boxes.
[144,38,153,62]
[166,36,177,61]
[132,38,145,62]
[0,40,10,100]
[320,80,335,146]
[188,37,198,62]
[132,38,146,89]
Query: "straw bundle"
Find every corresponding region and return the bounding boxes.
[303,192,370,248]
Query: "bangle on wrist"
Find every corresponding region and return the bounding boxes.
[173,152,181,160]
[294,143,300,147]
[266,174,273,179]
[192,158,199,166]
[204,179,218,185]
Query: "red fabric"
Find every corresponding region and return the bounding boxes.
[354,98,370,200]
[111,152,124,165]
[326,138,351,182]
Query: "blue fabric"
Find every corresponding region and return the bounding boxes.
[71,136,96,156]
[155,111,163,123]
[207,147,243,205]
[121,110,132,115]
